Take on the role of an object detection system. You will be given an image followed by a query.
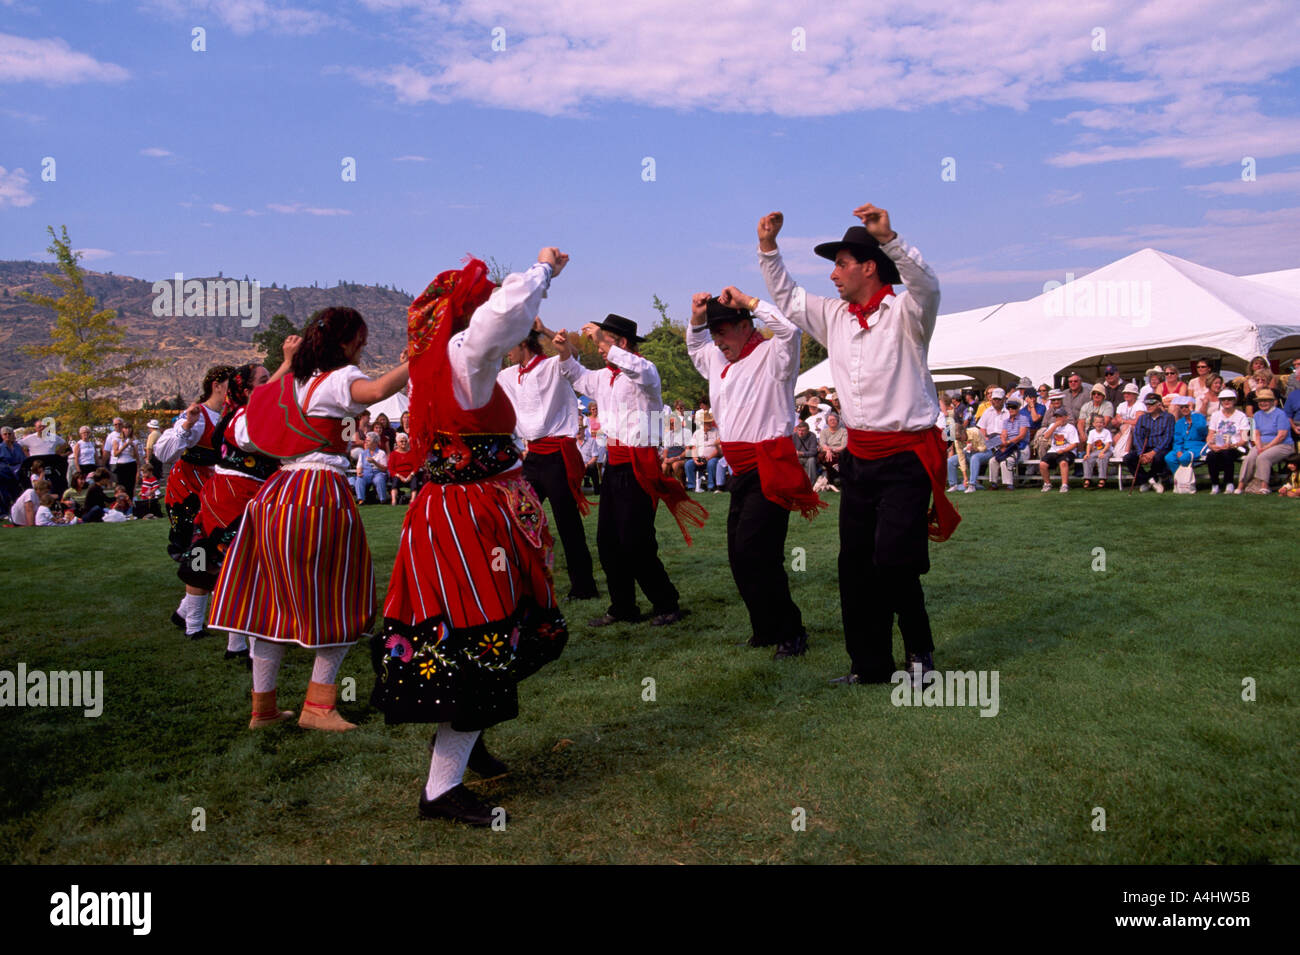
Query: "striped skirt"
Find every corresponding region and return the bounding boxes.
[209,466,375,647]
[178,473,262,591]
[165,460,213,506]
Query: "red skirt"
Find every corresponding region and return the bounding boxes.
[383,471,556,630]
[196,473,260,537]
[165,459,213,506]
[209,467,375,647]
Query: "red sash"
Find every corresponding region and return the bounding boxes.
[526,436,593,515]
[606,441,707,545]
[846,427,961,542]
[245,371,348,458]
[722,437,826,520]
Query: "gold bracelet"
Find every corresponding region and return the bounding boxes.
[748,297,758,310]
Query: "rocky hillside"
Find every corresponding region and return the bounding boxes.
[0,261,414,408]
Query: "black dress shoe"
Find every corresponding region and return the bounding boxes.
[468,736,510,778]
[773,631,810,659]
[224,647,252,669]
[418,784,500,827]
[170,611,185,629]
[588,611,639,627]
[650,608,688,627]
[187,628,214,640]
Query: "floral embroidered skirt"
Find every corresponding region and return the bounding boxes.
[372,472,569,730]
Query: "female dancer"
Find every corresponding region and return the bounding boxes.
[372,250,571,826]
[209,311,407,730]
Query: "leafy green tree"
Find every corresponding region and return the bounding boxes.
[800,333,827,373]
[640,295,705,408]
[18,225,162,426]
[253,314,299,370]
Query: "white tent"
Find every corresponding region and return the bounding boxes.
[927,249,1300,385]
[367,388,409,424]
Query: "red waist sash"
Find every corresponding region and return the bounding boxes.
[846,427,961,542]
[606,441,707,544]
[721,437,826,520]
[527,436,593,515]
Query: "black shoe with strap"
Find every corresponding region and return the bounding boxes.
[418,784,500,827]
[468,735,509,779]
[773,631,809,660]
[170,611,185,630]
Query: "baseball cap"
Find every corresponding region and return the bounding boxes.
[1143,393,1162,404]
[1104,364,1118,374]
[1052,408,1068,417]
[1006,397,1022,408]
[990,387,1006,399]
[1173,395,1195,406]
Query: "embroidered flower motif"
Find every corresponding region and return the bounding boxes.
[419,659,437,679]
[477,633,506,658]
[385,634,414,663]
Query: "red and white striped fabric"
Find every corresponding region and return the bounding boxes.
[164,459,213,507]
[383,472,555,631]
[194,472,260,537]
[209,465,375,647]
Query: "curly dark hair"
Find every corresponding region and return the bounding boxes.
[228,362,265,408]
[291,307,367,380]
[200,365,236,400]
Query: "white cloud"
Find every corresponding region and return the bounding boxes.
[350,1,1300,168]
[1188,168,1300,196]
[267,201,351,216]
[393,154,429,162]
[141,147,173,157]
[0,32,129,83]
[0,166,34,208]
[74,248,114,261]
[142,0,337,35]
[211,202,232,212]
[1044,190,1084,206]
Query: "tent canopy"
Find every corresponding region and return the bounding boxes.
[366,389,409,424]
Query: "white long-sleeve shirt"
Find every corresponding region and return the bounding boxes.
[687,300,800,443]
[759,235,940,433]
[154,404,221,466]
[448,262,552,410]
[559,344,663,448]
[496,353,580,442]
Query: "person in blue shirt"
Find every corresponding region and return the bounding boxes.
[1283,364,1300,441]
[1124,393,1176,492]
[992,396,1031,488]
[1165,395,1208,477]
[0,426,24,514]
[1238,389,1293,493]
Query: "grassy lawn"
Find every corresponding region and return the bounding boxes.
[1,490,1296,864]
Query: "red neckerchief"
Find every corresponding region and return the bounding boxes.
[720,330,765,380]
[517,353,544,382]
[606,362,621,385]
[847,285,895,330]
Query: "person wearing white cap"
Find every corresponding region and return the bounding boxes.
[1076,384,1114,437]
[1037,408,1079,492]
[144,418,163,480]
[1165,395,1208,486]
[1204,389,1249,493]
[964,388,1007,490]
[1111,382,1142,458]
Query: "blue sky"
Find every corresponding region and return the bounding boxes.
[3,0,1299,331]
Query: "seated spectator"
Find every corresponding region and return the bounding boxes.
[1061,373,1091,423]
[816,412,848,489]
[1032,390,1067,458]
[1137,367,1163,403]
[81,469,114,522]
[1196,373,1225,419]
[1205,388,1250,494]
[373,413,396,453]
[1158,365,1187,398]
[685,411,722,492]
[134,461,163,518]
[1246,355,1282,398]
[62,472,90,516]
[10,478,50,526]
[1284,360,1300,442]
[112,485,133,515]
[1076,384,1114,436]
[27,459,47,487]
[661,417,688,482]
[1081,414,1114,488]
[1125,393,1176,492]
[1278,452,1300,497]
[0,426,23,513]
[1038,409,1080,492]
[353,432,388,503]
[387,432,420,505]
[1187,357,1215,404]
[963,389,1008,491]
[1111,383,1142,456]
[991,396,1030,489]
[1165,394,1208,475]
[792,420,819,485]
[35,492,78,526]
[1243,373,1274,416]
[1238,389,1291,494]
[398,410,411,436]
[1099,364,1125,407]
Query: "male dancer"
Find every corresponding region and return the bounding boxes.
[757,204,959,684]
[497,317,599,600]
[553,316,705,627]
[687,290,824,659]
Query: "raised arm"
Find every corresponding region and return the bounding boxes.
[686,291,724,380]
[757,211,834,347]
[720,285,801,382]
[153,407,204,464]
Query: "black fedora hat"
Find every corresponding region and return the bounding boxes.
[595,313,644,343]
[813,226,901,285]
[704,296,752,330]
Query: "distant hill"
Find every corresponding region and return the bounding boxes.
[0,261,414,409]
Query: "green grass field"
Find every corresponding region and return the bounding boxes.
[1,491,1297,864]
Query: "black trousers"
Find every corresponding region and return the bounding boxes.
[113,461,137,497]
[727,469,803,645]
[838,451,934,680]
[1205,449,1241,486]
[1121,450,1170,486]
[597,462,679,619]
[523,449,597,595]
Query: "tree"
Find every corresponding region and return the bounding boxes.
[253,313,299,370]
[18,225,162,426]
[640,295,705,408]
[800,333,827,373]
[485,256,512,286]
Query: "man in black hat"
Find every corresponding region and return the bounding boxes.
[554,315,704,627]
[687,288,823,659]
[757,203,958,686]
